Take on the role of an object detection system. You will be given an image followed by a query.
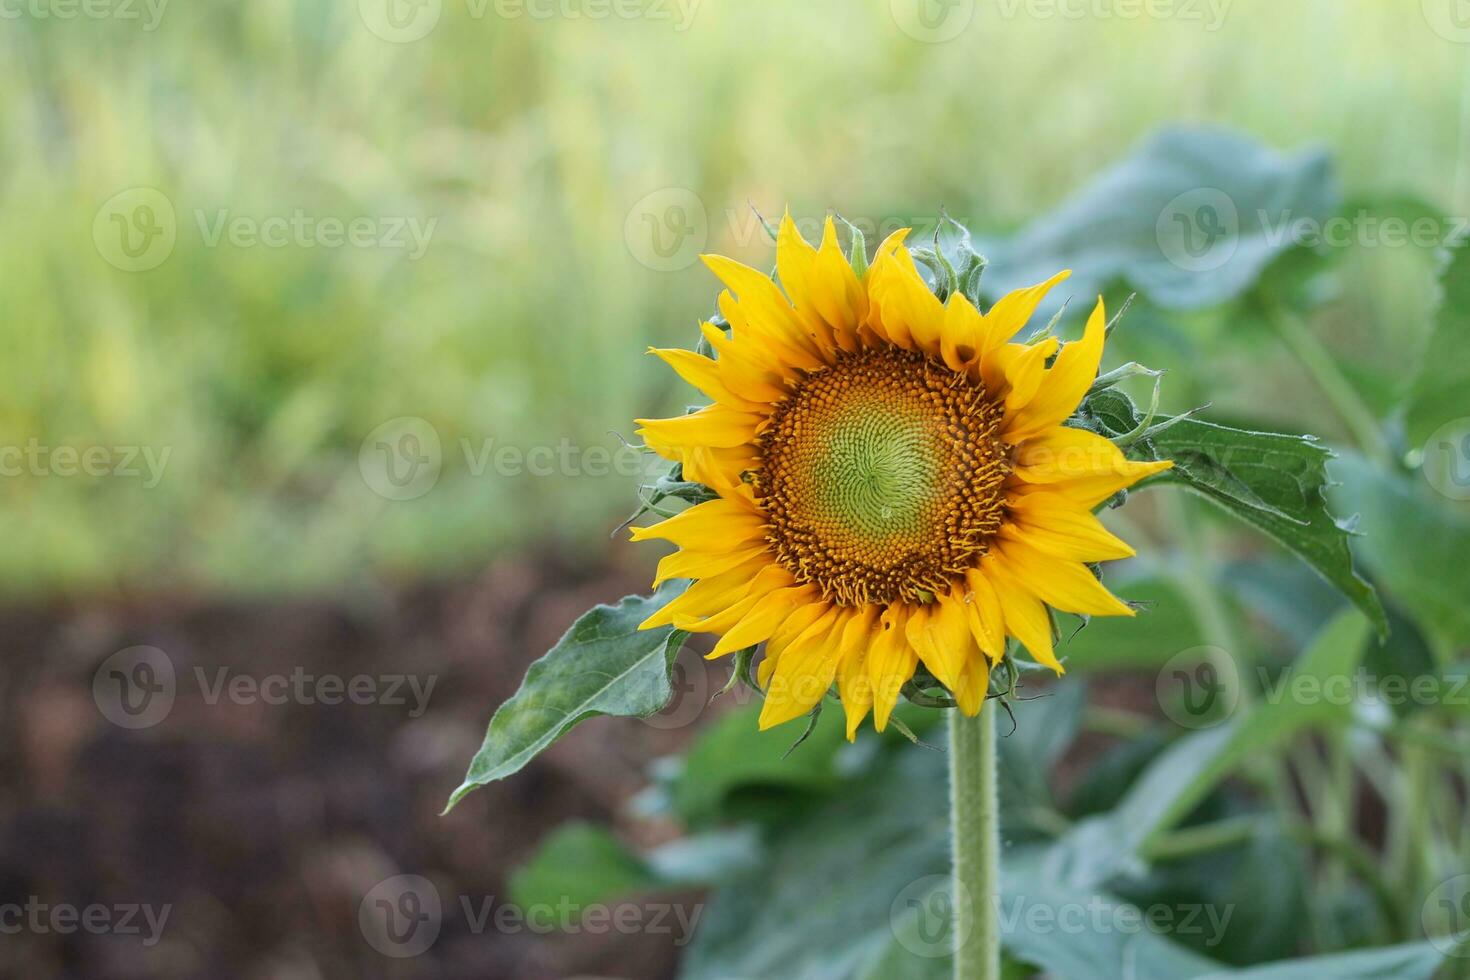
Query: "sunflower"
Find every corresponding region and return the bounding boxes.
[632,215,1171,738]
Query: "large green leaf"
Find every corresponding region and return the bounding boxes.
[671,702,850,828]
[1331,453,1470,647]
[1079,388,1387,635]
[1403,234,1470,449]
[446,583,689,810]
[980,126,1337,313]
[1201,943,1446,980]
[1047,610,1371,888]
[510,822,761,912]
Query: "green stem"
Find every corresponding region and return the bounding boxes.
[1267,300,1394,467]
[949,706,1001,980]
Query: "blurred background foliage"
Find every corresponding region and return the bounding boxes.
[2,0,1467,599]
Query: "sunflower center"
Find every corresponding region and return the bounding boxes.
[753,347,1010,605]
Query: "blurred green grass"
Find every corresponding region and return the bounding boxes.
[1,0,1465,597]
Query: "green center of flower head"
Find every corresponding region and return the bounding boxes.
[754,347,1012,606]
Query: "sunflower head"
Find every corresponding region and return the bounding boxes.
[633,214,1170,738]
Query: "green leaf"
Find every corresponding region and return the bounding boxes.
[1048,610,1371,888]
[446,583,689,811]
[671,702,849,828]
[1403,234,1470,449]
[980,126,1338,314]
[509,823,661,911]
[1331,452,1470,647]
[680,744,1226,980]
[1058,574,1209,671]
[1200,942,1447,979]
[1079,387,1387,636]
[510,822,761,914]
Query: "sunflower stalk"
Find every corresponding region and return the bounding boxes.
[949,703,1002,980]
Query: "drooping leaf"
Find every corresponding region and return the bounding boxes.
[980,126,1338,314]
[447,583,689,810]
[1078,387,1386,636]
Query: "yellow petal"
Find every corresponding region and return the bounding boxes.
[961,567,1006,662]
[906,594,972,692]
[639,553,775,629]
[992,537,1135,618]
[699,322,793,401]
[835,605,880,740]
[1004,297,1107,444]
[952,648,991,717]
[704,254,826,363]
[867,605,918,732]
[636,405,760,450]
[1002,491,1136,562]
[648,347,768,413]
[653,541,770,590]
[982,553,1063,674]
[673,564,796,632]
[629,496,763,548]
[775,213,840,355]
[1000,338,1061,413]
[940,293,985,373]
[1012,426,1160,485]
[709,584,822,658]
[759,606,844,729]
[978,270,1071,351]
[810,216,866,350]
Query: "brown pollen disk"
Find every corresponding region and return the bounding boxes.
[751,346,1011,606]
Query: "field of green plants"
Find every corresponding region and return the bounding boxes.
[4,3,1470,979]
